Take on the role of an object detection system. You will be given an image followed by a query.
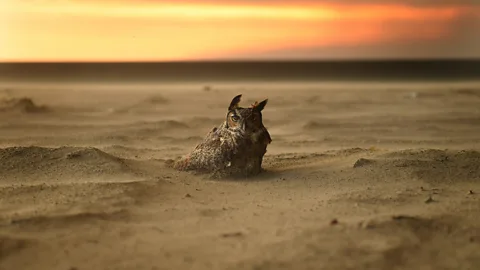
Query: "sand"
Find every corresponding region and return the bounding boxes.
[0,81,479,270]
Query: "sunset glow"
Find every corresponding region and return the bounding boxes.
[1,1,478,61]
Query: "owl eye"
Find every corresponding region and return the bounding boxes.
[230,114,240,122]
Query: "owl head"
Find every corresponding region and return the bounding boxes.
[225,94,271,143]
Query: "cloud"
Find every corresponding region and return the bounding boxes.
[216,10,480,59]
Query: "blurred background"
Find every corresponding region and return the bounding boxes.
[1,0,480,62]
[1,1,479,84]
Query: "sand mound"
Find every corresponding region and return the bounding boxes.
[263,148,373,170]
[353,149,480,183]
[0,146,133,183]
[142,95,170,105]
[302,120,353,130]
[246,214,480,270]
[0,97,49,113]
[451,88,480,98]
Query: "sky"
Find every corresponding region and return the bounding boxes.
[1,0,479,61]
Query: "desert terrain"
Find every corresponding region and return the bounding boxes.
[0,81,479,270]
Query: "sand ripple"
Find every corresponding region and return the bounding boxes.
[353,149,480,183]
[0,146,133,183]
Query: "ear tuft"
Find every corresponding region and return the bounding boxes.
[254,99,268,112]
[228,94,242,111]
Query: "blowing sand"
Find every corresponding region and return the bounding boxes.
[0,82,479,270]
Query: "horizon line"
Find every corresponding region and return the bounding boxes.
[2,57,480,64]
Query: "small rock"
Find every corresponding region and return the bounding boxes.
[392,215,418,221]
[221,232,244,238]
[185,193,192,198]
[362,221,376,230]
[203,85,212,92]
[353,158,374,168]
[330,219,339,225]
[469,190,474,195]
[407,92,418,99]
[425,196,434,204]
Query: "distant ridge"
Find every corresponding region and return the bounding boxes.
[1,59,479,83]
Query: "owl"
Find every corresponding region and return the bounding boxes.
[171,94,272,178]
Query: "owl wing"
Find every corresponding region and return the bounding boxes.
[183,123,242,172]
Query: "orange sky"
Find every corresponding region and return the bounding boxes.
[1,1,479,61]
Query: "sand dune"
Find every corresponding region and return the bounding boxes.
[0,147,132,183]
[0,97,49,114]
[354,149,480,183]
[0,82,479,270]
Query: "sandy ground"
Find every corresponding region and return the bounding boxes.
[0,81,479,270]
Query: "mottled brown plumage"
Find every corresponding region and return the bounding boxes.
[172,94,271,178]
